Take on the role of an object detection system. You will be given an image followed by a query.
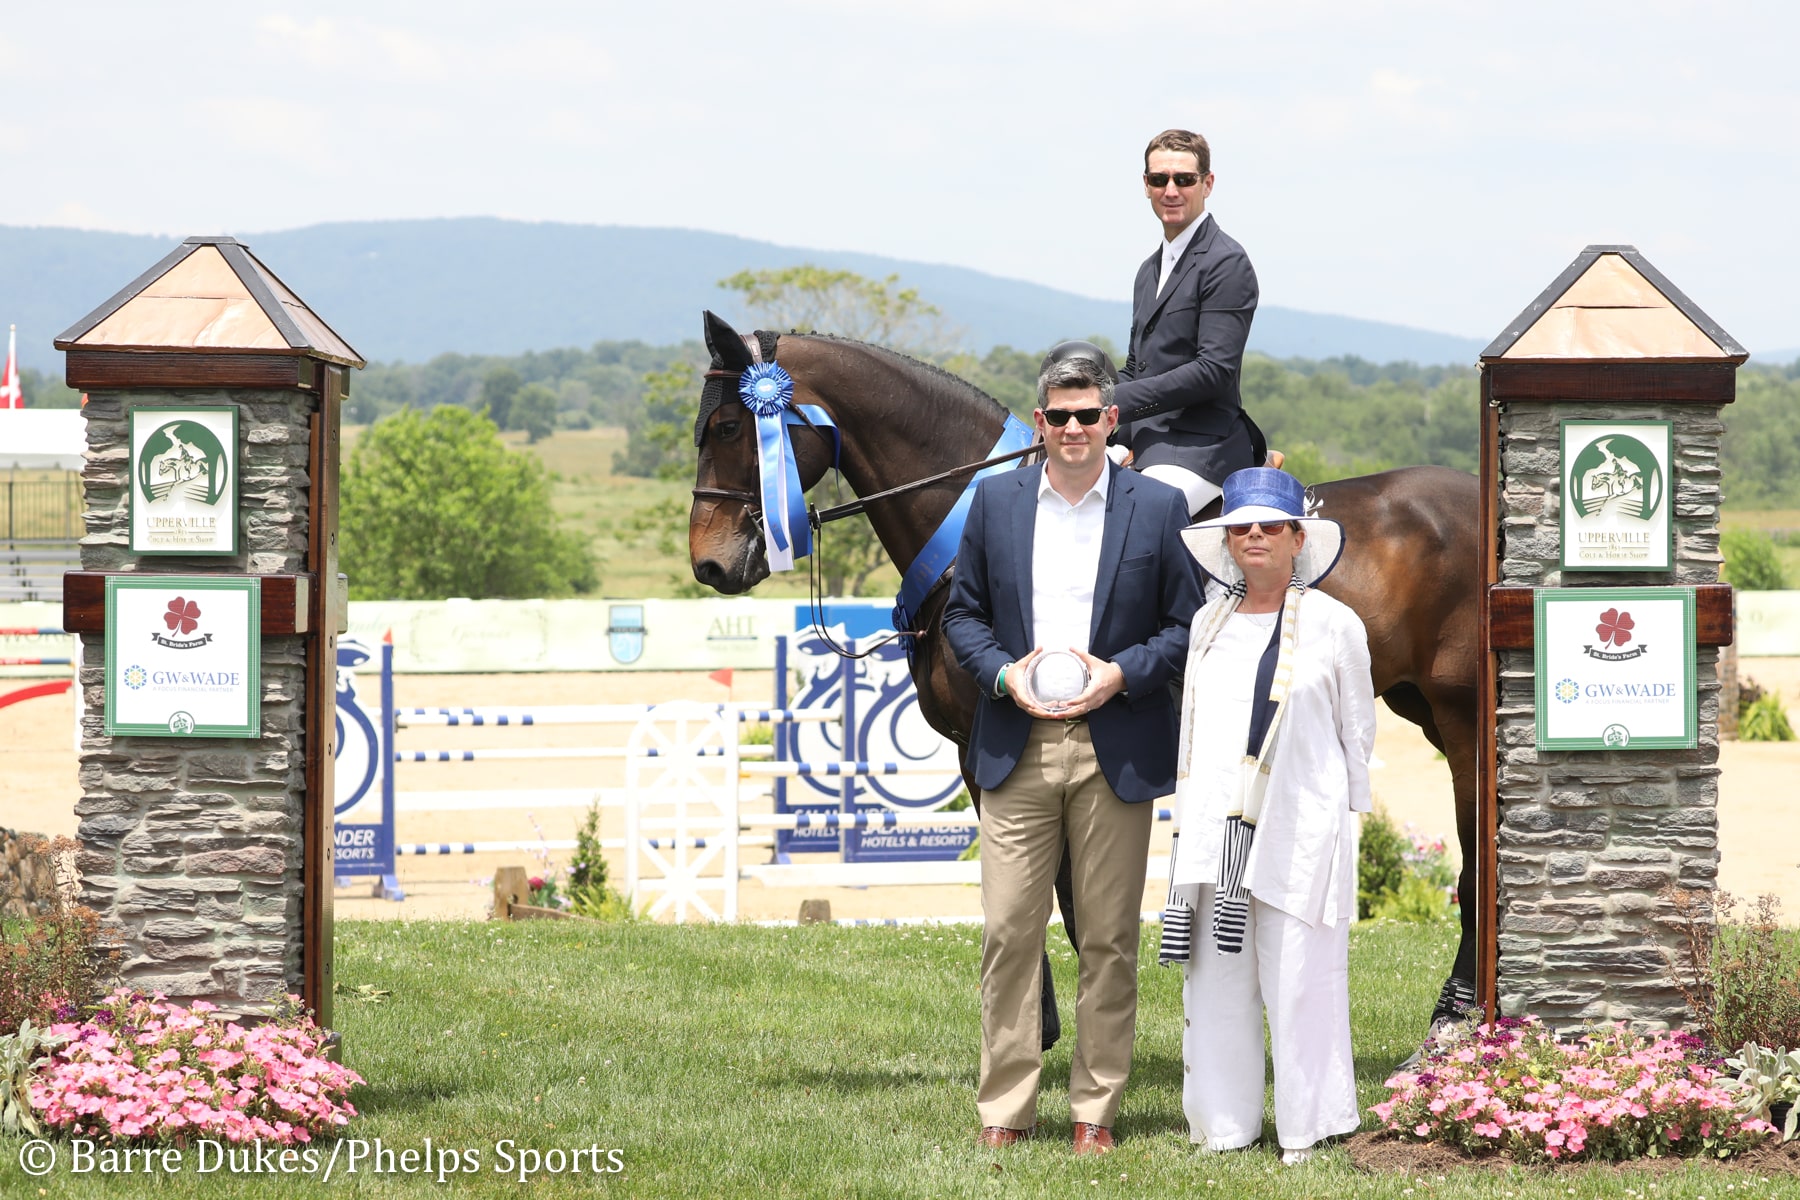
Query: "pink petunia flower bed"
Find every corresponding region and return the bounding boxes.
[1373,1015,1773,1164]
[28,989,363,1144]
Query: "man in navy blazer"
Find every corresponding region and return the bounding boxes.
[1114,128,1262,518]
[944,343,1202,1153]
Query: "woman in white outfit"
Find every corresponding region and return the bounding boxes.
[1160,466,1375,1164]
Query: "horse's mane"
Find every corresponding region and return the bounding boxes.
[780,330,1014,425]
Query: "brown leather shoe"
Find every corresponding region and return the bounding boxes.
[977,1126,1028,1148]
[1072,1123,1116,1155]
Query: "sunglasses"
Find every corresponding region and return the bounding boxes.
[1144,172,1204,189]
[1226,521,1298,537]
[1040,407,1107,427]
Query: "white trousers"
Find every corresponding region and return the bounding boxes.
[1181,887,1360,1151]
[1139,464,1223,519]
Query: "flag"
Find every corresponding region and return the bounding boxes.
[0,326,20,409]
[709,668,734,689]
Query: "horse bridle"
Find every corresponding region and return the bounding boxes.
[693,338,1043,659]
[694,359,1042,526]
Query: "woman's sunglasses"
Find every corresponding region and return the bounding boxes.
[1040,407,1106,427]
[1226,521,1299,537]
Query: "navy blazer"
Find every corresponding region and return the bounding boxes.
[942,463,1202,803]
[1115,215,1259,479]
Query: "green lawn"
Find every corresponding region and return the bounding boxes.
[5,918,1794,1198]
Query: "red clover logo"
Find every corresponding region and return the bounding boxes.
[152,596,212,650]
[1594,608,1634,648]
[1583,607,1647,662]
[165,597,201,635]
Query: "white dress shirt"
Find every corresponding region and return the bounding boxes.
[1030,465,1110,656]
[1157,211,1211,296]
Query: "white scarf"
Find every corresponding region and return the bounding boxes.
[1160,574,1306,961]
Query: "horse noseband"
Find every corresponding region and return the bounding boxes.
[691,486,760,507]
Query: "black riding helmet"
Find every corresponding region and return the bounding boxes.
[1037,339,1119,385]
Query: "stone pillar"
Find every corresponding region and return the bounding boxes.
[55,237,360,1019]
[1479,245,1743,1028]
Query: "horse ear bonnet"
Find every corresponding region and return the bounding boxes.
[1039,339,1120,384]
[695,312,779,446]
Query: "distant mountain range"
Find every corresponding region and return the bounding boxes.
[5,218,1506,372]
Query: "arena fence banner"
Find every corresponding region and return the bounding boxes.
[341,597,892,673]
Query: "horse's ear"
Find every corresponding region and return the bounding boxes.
[703,310,753,371]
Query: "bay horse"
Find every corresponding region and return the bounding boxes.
[688,311,1481,1036]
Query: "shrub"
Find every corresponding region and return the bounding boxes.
[1739,691,1796,742]
[1721,529,1789,590]
[0,837,121,1035]
[1373,1015,1771,1162]
[1719,1043,1800,1141]
[1373,873,1455,923]
[1667,890,1800,1053]
[2,1020,67,1136]
[1358,807,1409,920]
[30,990,361,1144]
[567,805,630,921]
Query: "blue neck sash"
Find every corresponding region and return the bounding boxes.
[892,413,1036,632]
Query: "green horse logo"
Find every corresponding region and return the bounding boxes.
[137,420,229,506]
[1569,433,1662,521]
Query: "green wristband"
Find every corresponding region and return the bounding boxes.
[996,662,1013,698]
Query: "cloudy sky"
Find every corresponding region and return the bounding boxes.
[5,1,1796,349]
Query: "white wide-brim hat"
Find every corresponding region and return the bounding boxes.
[1179,467,1345,588]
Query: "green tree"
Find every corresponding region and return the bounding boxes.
[717,265,950,351]
[18,368,81,408]
[1722,529,1788,590]
[511,382,558,443]
[480,365,522,430]
[615,362,698,480]
[341,407,596,600]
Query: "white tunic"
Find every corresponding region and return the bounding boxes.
[1170,590,1376,928]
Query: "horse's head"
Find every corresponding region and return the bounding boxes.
[689,311,836,594]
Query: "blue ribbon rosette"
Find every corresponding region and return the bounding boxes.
[739,362,835,572]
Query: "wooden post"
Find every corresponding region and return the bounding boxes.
[493,866,529,920]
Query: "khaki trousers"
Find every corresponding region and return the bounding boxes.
[976,719,1154,1129]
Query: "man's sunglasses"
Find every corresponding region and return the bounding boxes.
[1144,172,1204,189]
[1226,521,1298,537]
[1040,407,1107,427]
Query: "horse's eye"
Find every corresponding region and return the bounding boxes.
[715,419,742,441]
